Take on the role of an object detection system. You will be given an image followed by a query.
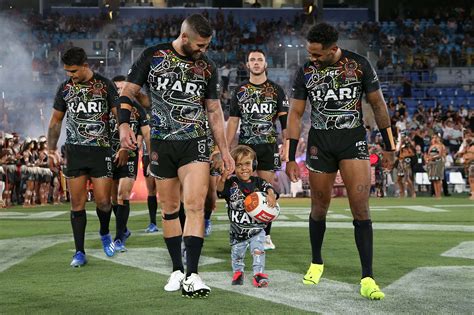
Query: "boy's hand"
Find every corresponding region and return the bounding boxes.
[266,190,277,208]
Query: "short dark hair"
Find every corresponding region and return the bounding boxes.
[61,47,87,66]
[306,23,339,49]
[112,75,126,82]
[185,14,212,38]
[247,49,266,61]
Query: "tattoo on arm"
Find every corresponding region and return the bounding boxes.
[367,91,391,129]
[47,121,62,151]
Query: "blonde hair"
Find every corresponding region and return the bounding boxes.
[230,145,256,163]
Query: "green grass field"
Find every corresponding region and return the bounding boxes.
[0,196,473,314]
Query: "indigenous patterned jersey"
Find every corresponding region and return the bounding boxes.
[53,73,118,147]
[292,49,380,130]
[127,43,219,141]
[220,175,273,245]
[110,101,148,155]
[230,80,288,144]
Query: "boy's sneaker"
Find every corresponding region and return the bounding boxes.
[252,273,269,288]
[360,277,385,300]
[100,233,116,257]
[303,263,324,285]
[164,270,185,292]
[145,223,159,233]
[264,235,276,250]
[114,239,127,252]
[204,219,212,237]
[182,273,211,298]
[70,251,87,267]
[232,271,244,285]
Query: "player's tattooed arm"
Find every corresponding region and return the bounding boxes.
[119,82,142,150]
[206,98,235,174]
[47,109,65,151]
[366,89,391,130]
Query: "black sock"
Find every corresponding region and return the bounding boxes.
[204,208,212,220]
[96,207,112,236]
[264,222,272,235]
[147,195,157,225]
[115,200,130,241]
[179,202,186,231]
[184,236,204,277]
[112,204,118,217]
[70,210,87,253]
[164,236,184,272]
[353,219,373,278]
[309,216,326,264]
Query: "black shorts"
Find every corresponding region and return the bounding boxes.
[64,144,113,178]
[142,154,150,177]
[245,143,281,171]
[150,137,209,179]
[113,155,139,180]
[305,126,369,173]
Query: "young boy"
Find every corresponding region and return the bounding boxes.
[217,145,277,287]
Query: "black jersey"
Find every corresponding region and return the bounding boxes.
[292,49,380,130]
[53,73,118,147]
[220,175,273,245]
[110,101,149,156]
[127,43,219,141]
[230,80,288,144]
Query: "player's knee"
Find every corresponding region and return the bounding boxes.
[253,249,264,256]
[352,209,370,220]
[118,190,131,201]
[160,200,180,213]
[161,209,180,220]
[183,197,205,213]
[96,200,111,211]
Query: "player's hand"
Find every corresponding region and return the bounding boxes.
[119,123,137,150]
[221,150,235,175]
[381,150,396,170]
[210,151,223,173]
[114,149,129,167]
[266,191,277,208]
[285,161,300,182]
[47,150,60,171]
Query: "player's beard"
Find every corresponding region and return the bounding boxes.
[182,42,203,61]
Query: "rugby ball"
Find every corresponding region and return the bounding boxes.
[244,192,280,223]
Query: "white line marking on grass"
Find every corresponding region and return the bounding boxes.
[441,241,474,260]
[87,247,224,273]
[295,214,351,220]
[272,221,474,232]
[434,204,472,207]
[347,206,449,213]
[0,211,67,219]
[0,235,70,272]
[90,248,474,314]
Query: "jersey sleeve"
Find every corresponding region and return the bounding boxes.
[229,86,241,117]
[291,67,308,100]
[106,79,119,110]
[127,46,155,87]
[218,178,232,197]
[204,61,219,100]
[53,83,67,112]
[276,84,289,113]
[257,177,279,199]
[360,57,380,94]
